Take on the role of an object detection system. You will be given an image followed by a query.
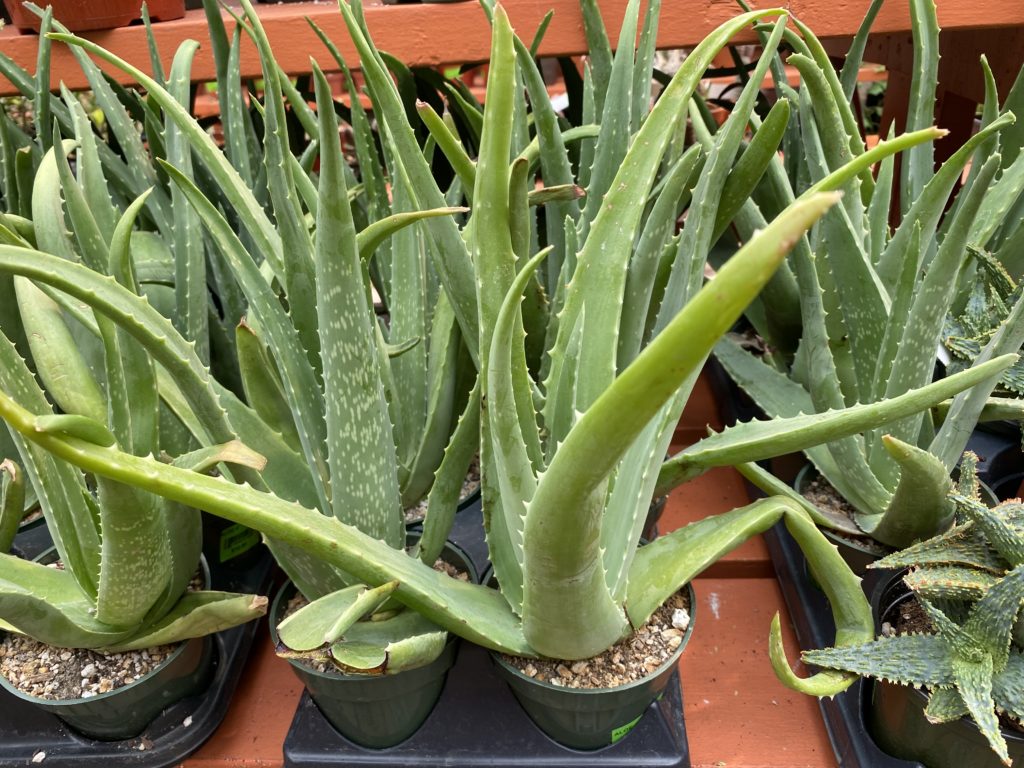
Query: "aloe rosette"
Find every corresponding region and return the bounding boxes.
[805,465,1024,765]
[708,0,1024,551]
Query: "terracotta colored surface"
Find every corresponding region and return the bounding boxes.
[682,577,836,768]
[181,625,302,768]
[2,0,1022,96]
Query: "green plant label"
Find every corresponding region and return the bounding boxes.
[219,523,260,563]
[610,714,644,743]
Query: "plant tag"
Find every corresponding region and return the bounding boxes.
[610,713,644,743]
[219,523,260,562]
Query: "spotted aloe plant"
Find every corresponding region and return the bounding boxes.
[803,468,1024,765]
[0,212,266,652]
[710,0,1024,551]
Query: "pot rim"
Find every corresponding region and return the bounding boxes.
[490,581,697,696]
[0,549,211,709]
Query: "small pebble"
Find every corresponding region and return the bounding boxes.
[31,752,45,764]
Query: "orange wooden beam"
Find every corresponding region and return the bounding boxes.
[1,0,1023,97]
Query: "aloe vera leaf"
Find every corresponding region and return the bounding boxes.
[866,223,921,477]
[578,0,612,114]
[311,64,403,545]
[359,209,472,264]
[473,7,528,615]
[713,98,790,242]
[0,391,535,655]
[867,124,897,265]
[140,4,167,85]
[331,609,447,673]
[631,0,661,132]
[105,191,160,456]
[956,57,1001,206]
[578,0,641,242]
[0,330,100,598]
[735,461,863,533]
[932,279,1024,469]
[618,144,703,370]
[334,3,479,364]
[0,554,127,648]
[49,31,285,280]
[104,589,266,652]
[60,89,117,245]
[487,249,545,551]
[13,276,105,423]
[278,582,398,650]
[970,151,1024,250]
[883,155,1002,450]
[839,0,885,102]
[235,322,301,452]
[32,7,54,153]
[663,354,1015,490]
[31,139,80,264]
[419,383,480,565]
[416,102,476,192]
[578,63,597,191]
[158,163,329,510]
[386,181,430,476]
[900,0,940,215]
[627,496,872,696]
[401,294,463,508]
[32,415,115,447]
[524,192,840,659]
[0,460,24,554]
[50,130,111,274]
[91,474,172,628]
[854,436,955,547]
[789,54,867,243]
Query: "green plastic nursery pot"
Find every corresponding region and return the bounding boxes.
[490,582,696,751]
[868,575,1024,767]
[270,536,476,749]
[0,550,216,740]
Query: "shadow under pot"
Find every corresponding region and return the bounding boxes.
[0,548,215,740]
[269,535,477,749]
[868,572,1024,768]
[489,579,696,750]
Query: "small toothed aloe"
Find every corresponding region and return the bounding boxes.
[803,467,1024,765]
[710,0,1024,551]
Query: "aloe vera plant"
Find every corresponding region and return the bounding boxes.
[803,465,1024,765]
[0,225,266,653]
[0,5,1018,709]
[709,0,1024,551]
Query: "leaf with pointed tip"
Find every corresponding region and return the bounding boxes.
[111,591,268,652]
[803,634,956,687]
[862,436,955,548]
[924,686,969,723]
[0,459,24,554]
[278,581,398,651]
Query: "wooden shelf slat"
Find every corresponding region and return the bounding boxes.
[2,0,1023,97]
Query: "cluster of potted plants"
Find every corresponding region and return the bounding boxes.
[0,0,1021,765]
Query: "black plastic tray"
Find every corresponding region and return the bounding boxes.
[0,547,276,767]
[283,640,689,768]
[764,521,923,768]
